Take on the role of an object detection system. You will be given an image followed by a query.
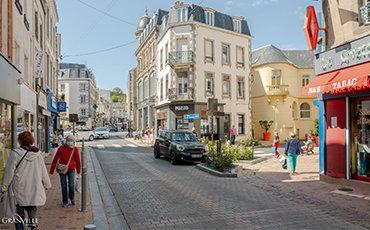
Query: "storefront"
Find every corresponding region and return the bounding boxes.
[301,34,370,183]
[37,87,49,153]
[47,89,58,152]
[17,82,37,147]
[0,52,21,182]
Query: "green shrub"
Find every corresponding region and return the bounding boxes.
[237,138,260,147]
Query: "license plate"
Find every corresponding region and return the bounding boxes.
[192,154,202,158]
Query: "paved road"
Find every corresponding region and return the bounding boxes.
[88,135,365,229]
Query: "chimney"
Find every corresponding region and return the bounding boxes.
[175,1,179,5]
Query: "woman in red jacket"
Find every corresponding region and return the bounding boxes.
[49,135,81,207]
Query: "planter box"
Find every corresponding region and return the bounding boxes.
[196,164,242,177]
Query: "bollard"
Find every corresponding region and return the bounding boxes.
[84,224,96,230]
[79,138,88,212]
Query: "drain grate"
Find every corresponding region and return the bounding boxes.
[338,188,353,191]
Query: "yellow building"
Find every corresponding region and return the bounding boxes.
[252,44,318,141]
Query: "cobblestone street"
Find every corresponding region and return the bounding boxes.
[92,140,366,230]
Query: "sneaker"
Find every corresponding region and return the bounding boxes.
[71,199,76,205]
[62,203,68,208]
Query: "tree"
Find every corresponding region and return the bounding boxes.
[112,94,119,103]
[112,87,123,95]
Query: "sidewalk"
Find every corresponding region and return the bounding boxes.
[238,146,370,228]
[121,134,151,147]
[0,149,93,230]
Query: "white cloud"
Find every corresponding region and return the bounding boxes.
[224,6,231,12]
[252,0,278,7]
[225,1,234,5]
[295,6,305,20]
[281,44,298,50]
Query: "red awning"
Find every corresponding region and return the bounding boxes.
[300,62,370,96]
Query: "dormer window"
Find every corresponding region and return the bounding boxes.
[177,8,187,22]
[163,16,168,29]
[204,10,214,26]
[233,19,241,33]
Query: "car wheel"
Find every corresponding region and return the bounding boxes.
[154,146,161,158]
[89,135,94,141]
[170,151,178,165]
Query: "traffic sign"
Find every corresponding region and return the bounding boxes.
[184,114,199,119]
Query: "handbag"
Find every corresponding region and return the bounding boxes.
[271,146,276,154]
[75,175,82,193]
[56,147,75,175]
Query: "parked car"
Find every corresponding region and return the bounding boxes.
[64,126,94,141]
[153,130,208,165]
[109,125,118,132]
[94,127,110,139]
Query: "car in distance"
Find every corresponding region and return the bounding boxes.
[109,125,118,132]
[64,126,94,141]
[94,127,110,139]
[153,130,208,165]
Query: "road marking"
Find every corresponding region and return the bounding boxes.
[127,144,137,148]
[113,144,121,148]
[257,153,274,156]
[253,150,264,153]
[97,145,105,149]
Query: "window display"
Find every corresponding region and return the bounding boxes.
[0,103,12,183]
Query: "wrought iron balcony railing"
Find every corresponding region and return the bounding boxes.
[266,85,289,95]
[167,88,194,101]
[360,3,370,24]
[167,51,194,65]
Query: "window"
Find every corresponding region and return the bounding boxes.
[81,108,86,116]
[165,43,168,64]
[272,70,281,85]
[238,115,244,134]
[138,82,142,101]
[237,47,244,67]
[205,40,213,62]
[292,102,296,119]
[80,95,86,104]
[35,11,38,41]
[80,83,86,91]
[302,75,309,87]
[149,72,155,97]
[177,8,187,22]
[130,73,132,81]
[204,11,214,26]
[144,77,148,99]
[222,44,230,65]
[160,49,163,68]
[205,73,213,95]
[360,0,370,24]
[163,16,168,29]
[222,75,230,96]
[300,103,311,118]
[160,78,164,101]
[61,84,65,92]
[166,74,169,96]
[233,19,241,33]
[237,78,244,98]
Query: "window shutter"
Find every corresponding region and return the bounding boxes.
[206,41,212,58]
[237,48,243,63]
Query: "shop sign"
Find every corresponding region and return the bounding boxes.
[175,106,189,111]
[307,78,358,94]
[315,34,370,75]
[58,102,67,112]
[184,114,199,119]
[51,96,57,109]
[38,91,47,109]
[303,6,319,51]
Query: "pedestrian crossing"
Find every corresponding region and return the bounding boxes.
[94,144,138,149]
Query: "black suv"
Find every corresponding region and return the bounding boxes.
[154,130,208,165]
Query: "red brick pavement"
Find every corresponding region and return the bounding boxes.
[0,149,93,229]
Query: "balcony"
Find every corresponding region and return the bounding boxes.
[167,88,194,101]
[167,51,194,67]
[360,3,370,24]
[266,85,289,96]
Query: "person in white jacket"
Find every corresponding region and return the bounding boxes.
[1,131,51,230]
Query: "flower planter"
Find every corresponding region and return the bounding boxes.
[263,132,271,141]
[313,136,319,147]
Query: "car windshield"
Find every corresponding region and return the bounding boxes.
[172,132,198,142]
[65,127,73,132]
[95,127,107,131]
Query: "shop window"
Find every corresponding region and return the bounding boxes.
[205,39,214,62]
[300,102,310,118]
[222,43,230,65]
[205,73,214,95]
[238,114,244,134]
[272,70,281,85]
[0,103,12,183]
[302,75,309,87]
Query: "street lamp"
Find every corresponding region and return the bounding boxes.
[274,99,279,132]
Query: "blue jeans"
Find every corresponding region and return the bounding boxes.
[231,135,236,145]
[59,170,75,204]
[287,153,298,172]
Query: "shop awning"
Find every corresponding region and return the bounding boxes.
[300,62,370,96]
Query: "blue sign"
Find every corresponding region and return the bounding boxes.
[184,114,199,119]
[58,102,67,112]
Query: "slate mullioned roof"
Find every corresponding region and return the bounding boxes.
[252,44,314,69]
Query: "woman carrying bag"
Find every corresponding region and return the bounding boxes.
[49,135,81,208]
[1,131,51,230]
[284,133,304,175]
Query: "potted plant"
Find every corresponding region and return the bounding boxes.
[259,120,274,141]
[311,118,319,147]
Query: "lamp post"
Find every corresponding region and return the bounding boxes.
[274,99,279,132]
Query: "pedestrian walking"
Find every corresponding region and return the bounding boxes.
[158,126,162,136]
[49,135,81,207]
[230,125,237,145]
[191,127,198,138]
[146,127,150,145]
[150,126,155,145]
[273,132,280,157]
[284,133,304,175]
[51,129,63,162]
[1,131,51,230]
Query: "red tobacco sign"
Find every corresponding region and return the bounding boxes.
[303,6,319,51]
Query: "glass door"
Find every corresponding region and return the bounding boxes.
[177,72,188,99]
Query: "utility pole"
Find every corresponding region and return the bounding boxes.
[274,99,279,132]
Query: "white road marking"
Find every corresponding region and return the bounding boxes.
[97,145,105,149]
[253,150,264,153]
[113,144,121,148]
[256,153,274,156]
[127,144,137,148]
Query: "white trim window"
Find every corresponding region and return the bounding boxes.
[302,75,309,87]
[204,11,214,26]
[237,47,244,67]
[233,19,241,33]
[80,95,86,104]
[80,71,86,78]
[300,102,311,118]
[206,73,213,95]
[222,43,230,65]
[205,40,213,62]
[81,108,86,116]
[160,49,163,68]
[177,8,188,22]
[272,70,281,85]
[237,81,244,98]
[60,84,65,92]
[361,0,370,24]
[222,75,230,97]
[80,83,86,91]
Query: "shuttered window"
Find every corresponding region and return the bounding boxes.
[205,40,213,61]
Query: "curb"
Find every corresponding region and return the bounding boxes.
[196,163,242,177]
[239,157,268,165]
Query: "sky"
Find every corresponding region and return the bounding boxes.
[55,0,322,93]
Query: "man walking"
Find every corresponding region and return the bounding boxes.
[230,125,237,145]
